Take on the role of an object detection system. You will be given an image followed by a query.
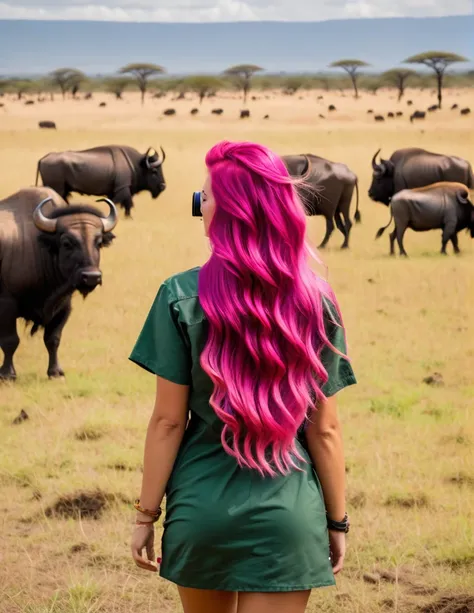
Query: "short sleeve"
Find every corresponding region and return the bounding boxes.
[320,299,357,397]
[129,283,191,385]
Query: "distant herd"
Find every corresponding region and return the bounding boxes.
[20,93,470,130]
[0,142,473,381]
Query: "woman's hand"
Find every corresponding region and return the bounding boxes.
[329,530,346,574]
[131,523,158,572]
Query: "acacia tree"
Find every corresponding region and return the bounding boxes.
[403,51,467,108]
[361,77,382,96]
[224,64,263,104]
[8,79,35,100]
[105,77,133,100]
[382,69,417,101]
[283,76,308,95]
[329,59,369,98]
[119,63,166,105]
[184,76,222,104]
[49,68,85,100]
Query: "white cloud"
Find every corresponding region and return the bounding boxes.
[0,0,471,21]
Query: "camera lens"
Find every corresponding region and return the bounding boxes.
[192,191,202,217]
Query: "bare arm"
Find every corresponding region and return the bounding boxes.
[138,376,189,513]
[305,395,345,521]
[132,376,189,572]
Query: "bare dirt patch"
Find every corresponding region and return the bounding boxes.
[44,490,118,519]
[419,594,474,613]
[384,493,429,508]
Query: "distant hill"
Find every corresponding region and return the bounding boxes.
[0,16,473,75]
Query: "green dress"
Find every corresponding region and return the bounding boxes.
[129,267,356,592]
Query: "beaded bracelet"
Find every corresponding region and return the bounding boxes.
[134,499,162,522]
[327,512,350,533]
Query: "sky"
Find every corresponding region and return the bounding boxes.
[0,0,472,21]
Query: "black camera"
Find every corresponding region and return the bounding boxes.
[192,191,202,217]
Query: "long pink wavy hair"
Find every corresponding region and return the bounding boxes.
[199,141,342,477]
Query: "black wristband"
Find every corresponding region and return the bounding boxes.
[327,512,350,533]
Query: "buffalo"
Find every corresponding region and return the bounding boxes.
[240,110,250,119]
[461,108,471,116]
[369,148,474,206]
[396,111,403,117]
[35,145,166,218]
[410,110,426,122]
[387,112,395,118]
[283,154,360,249]
[212,108,224,115]
[427,105,439,112]
[190,108,199,115]
[39,121,57,130]
[451,104,459,110]
[376,182,474,256]
[328,105,336,112]
[0,188,117,380]
[99,102,107,107]
[163,108,176,116]
[264,114,270,119]
[374,115,385,122]
[367,110,374,114]
[407,100,413,106]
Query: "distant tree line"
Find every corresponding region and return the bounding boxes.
[0,53,471,108]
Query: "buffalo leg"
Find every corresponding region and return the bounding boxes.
[451,234,461,254]
[335,212,351,249]
[43,301,72,378]
[114,188,133,218]
[441,223,456,255]
[395,224,408,257]
[0,297,19,380]
[389,229,397,256]
[319,217,335,249]
[336,186,354,249]
[57,184,70,203]
[122,198,134,218]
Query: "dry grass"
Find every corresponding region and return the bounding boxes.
[0,88,473,613]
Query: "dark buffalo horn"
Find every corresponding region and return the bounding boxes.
[33,197,57,233]
[144,147,154,169]
[96,198,118,233]
[371,149,382,171]
[148,146,166,168]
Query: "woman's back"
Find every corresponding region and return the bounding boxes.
[130,265,355,591]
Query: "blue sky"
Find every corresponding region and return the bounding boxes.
[0,0,472,21]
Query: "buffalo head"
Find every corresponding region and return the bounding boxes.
[34,197,117,296]
[140,146,166,199]
[368,149,395,206]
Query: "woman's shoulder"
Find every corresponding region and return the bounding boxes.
[162,267,201,302]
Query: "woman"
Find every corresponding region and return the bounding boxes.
[129,141,356,613]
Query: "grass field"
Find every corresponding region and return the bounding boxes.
[0,89,473,613]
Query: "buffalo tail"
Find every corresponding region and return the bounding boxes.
[376,211,393,239]
[354,180,361,223]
